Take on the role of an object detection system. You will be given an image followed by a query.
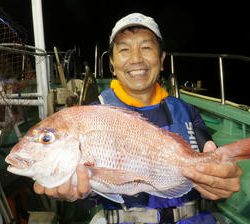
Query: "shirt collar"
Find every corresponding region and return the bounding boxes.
[110,79,168,107]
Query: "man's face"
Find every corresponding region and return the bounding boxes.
[110,28,166,95]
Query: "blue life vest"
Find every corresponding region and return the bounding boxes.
[98,88,216,223]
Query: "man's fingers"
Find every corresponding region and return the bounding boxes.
[183,164,241,192]
[57,178,72,196]
[184,163,242,179]
[44,187,60,198]
[33,182,45,194]
[33,164,91,201]
[195,184,232,200]
[203,141,217,152]
[76,164,91,197]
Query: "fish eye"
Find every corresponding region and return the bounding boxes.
[39,131,55,144]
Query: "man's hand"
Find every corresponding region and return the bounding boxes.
[182,141,243,200]
[33,164,91,202]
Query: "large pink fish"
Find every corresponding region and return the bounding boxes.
[5,105,250,203]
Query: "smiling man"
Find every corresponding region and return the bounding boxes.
[34,13,242,224]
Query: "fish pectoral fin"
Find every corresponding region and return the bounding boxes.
[92,189,124,204]
[88,167,146,184]
[147,180,194,199]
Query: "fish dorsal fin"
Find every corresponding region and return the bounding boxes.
[147,179,194,199]
[88,166,147,185]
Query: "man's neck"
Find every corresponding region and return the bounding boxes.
[128,88,155,106]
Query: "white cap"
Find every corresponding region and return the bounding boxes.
[110,12,162,43]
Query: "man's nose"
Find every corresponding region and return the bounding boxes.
[130,48,143,63]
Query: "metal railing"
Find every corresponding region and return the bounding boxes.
[0,43,50,117]
[167,52,250,105]
[96,47,250,107]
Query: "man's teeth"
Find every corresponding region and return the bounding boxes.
[129,70,146,76]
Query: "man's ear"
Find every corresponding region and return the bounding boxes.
[160,51,166,71]
[109,62,114,73]
[109,59,115,76]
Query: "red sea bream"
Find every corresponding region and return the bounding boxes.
[5,105,250,203]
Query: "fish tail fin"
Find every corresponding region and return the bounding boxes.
[217,137,250,162]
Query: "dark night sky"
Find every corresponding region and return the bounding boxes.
[1,1,250,105]
[1,1,250,57]
[43,1,250,59]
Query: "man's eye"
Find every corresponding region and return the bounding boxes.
[119,48,129,52]
[142,46,151,50]
[39,132,55,144]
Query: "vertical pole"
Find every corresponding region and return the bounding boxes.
[218,56,225,104]
[169,54,179,98]
[31,0,48,119]
[170,54,175,75]
[94,44,99,78]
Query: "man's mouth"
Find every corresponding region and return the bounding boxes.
[128,69,148,78]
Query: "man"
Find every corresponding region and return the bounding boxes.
[34,13,242,223]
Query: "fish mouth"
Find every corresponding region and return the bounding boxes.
[5,155,35,169]
[7,164,35,177]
